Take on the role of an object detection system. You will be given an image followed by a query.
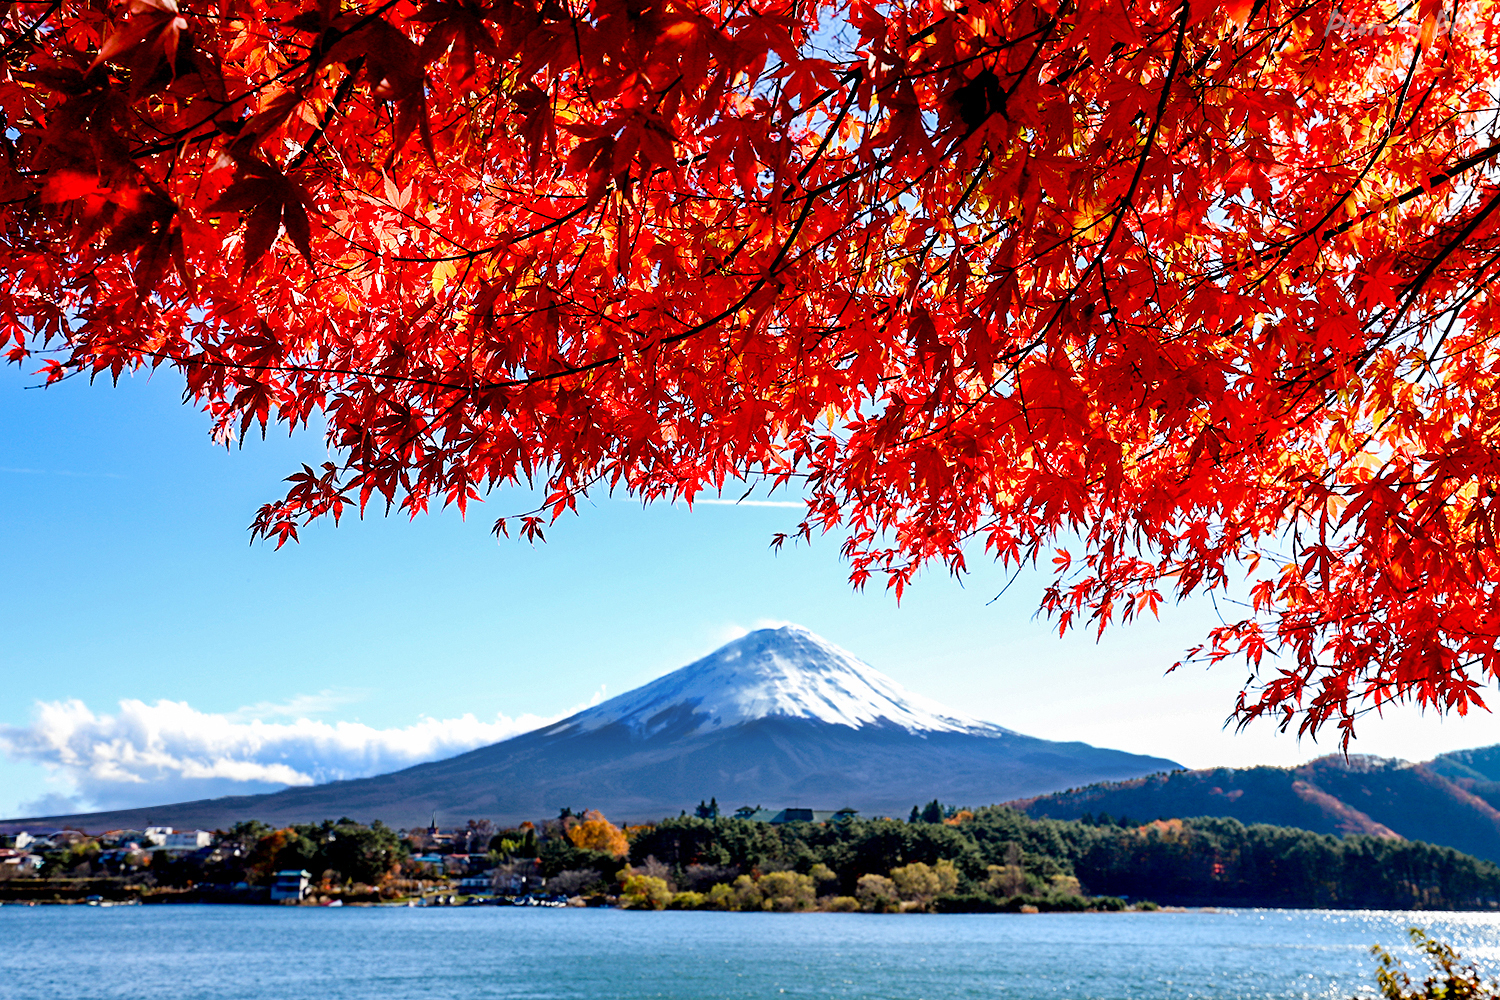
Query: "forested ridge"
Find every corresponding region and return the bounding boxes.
[549,805,1500,911]
[1016,755,1500,864]
[12,805,1500,910]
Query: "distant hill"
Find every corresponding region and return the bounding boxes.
[1428,746,1500,812]
[1,626,1181,831]
[1013,754,1500,862]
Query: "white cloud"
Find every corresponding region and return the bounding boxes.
[18,791,85,817]
[0,689,606,816]
[227,689,367,721]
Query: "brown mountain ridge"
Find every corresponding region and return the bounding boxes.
[1011,751,1500,862]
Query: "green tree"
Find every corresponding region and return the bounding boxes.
[809,863,838,895]
[225,820,273,850]
[489,825,539,859]
[539,838,626,882]
[317,820,404,885]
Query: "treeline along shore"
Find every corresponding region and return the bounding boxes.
[4,801,1499,911]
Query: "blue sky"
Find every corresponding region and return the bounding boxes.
[5,361,1500,818]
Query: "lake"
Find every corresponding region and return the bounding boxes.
[4,906,1499,999]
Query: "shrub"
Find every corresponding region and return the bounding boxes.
[681,864,738,893]
[934,894,1008,913]
[619,874,671,910]
[546,868,602,897]
[1048,875,1082,897]
[758,871,816,911]
[1371,928,1500,999]
[1037,892,1091,912]
[856,874,899,913]
[731,873,763,911]
[705,883,736,910]
[823,895,861,912]
[668,891,706,910]
[982,864,1025,898]
[891,861,959,910]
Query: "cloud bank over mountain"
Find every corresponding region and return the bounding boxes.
[0,691,603,815]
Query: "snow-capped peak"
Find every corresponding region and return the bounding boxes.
[548,625,1009,739]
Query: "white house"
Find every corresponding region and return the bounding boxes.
[0,849,42,874]
[162,830,212,852]
[143,827,173,847]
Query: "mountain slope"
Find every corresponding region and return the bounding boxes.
[3,626,1182,830]
[1014,754,1500,862]
[1429,746,1500,813]
[1431,745,1500,782]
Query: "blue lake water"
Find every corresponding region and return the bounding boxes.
[4,906,1500,999]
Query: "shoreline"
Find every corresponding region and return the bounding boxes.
[0,897,1469,916]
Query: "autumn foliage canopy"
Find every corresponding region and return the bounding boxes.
[565,810,629,855]
[4,0,1500,743]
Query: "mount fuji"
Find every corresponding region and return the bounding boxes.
[14,626,1182,829]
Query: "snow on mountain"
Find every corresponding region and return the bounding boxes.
[14,623,1186,829]
[547,625,1010,739]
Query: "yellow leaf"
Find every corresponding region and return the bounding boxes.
[432,258,459,294]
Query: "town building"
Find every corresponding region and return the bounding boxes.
[491,859,543,896]
[0,849,42,875]
[100,830,146,848]
[270,869,311,902]
[735,807,859,824]
[162,830,213,852]
[456,875,492,894]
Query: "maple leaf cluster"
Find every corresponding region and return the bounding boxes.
[4,0,1500,745]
